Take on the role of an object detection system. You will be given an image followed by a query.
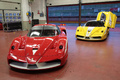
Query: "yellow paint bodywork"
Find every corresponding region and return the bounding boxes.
[76,26,109,40]
[76,11,117,40]
[96,11,117,29]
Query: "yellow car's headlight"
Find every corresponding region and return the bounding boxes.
[101,30,104,33]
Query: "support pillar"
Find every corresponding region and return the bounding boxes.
[21,0,32,30]
[79,0,81,26]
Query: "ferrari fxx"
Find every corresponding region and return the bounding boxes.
[7,24,68,70]
[76,11,117,40]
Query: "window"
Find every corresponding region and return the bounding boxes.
[28,26,58,37]
[6,13,9,16]
[9,17,12,19]
[48,5,79,26]
[9,13,12,16]
[13,13,16,16]
[56,26,61,34]
[30,31,41,37]
[18,17,21,19]
[17,13,20,16]
[13,17,17,19]
[85,21,104,27]
[6,17,9,19]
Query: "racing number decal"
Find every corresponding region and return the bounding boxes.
[86,27,95,36]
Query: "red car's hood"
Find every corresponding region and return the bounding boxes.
[12,36,58,64]
[26,36,57,64]
[25,36,57,56]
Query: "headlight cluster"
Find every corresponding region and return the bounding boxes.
[59,45,63,49]
[101,30,104,33]
[11,46,15,50]
[77,29,79,32]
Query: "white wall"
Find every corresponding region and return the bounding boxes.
[31,0,46,21]
[0,0,21,3]
[47,0,79,6]
[82,0,119,3]
[0,2,21,10]
[47,0,120,6]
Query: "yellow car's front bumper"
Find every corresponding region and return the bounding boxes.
[76,35,107,41]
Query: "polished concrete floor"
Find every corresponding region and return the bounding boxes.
[0,28,120,80]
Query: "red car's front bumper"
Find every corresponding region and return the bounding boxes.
[7,53,68,70]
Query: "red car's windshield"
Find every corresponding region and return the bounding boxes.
[27,25,61,37]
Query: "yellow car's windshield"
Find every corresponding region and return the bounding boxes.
[85,21,104,27]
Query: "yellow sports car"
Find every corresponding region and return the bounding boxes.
[76,11,117,40]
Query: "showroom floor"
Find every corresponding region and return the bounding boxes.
[0,27,120,80]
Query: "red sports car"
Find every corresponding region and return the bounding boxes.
[7,24,68,70]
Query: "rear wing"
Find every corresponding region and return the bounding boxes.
[96,11,117,29]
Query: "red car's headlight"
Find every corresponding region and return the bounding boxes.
[59,45,63,49]
[11,46,15,50]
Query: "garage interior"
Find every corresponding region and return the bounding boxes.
[0,0,120,80]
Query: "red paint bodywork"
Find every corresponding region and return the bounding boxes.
[7,24,68,70]
[0,23,3,30]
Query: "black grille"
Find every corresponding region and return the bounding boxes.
[45,59,61,63]
[9,59,27,67]
[27,64,37,69]
[85,37,90,39]
[77,35,84,38]
[92,37,101,39]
